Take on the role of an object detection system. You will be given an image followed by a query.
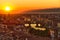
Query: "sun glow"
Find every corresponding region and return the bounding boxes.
[1,5,14,14]
[5,6,11,12]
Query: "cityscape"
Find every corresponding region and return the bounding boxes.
[0,8,60,40]
[0,0,60,40]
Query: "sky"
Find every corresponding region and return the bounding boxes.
[0,0,60,13]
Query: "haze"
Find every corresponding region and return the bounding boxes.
[0,0,60,13]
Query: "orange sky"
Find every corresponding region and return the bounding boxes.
[0,0,60,13]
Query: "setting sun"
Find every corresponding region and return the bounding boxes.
[1,6,13,14]
[5,6,11,12]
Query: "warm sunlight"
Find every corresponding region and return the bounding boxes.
[1,6,13,14]
[5,6,11,12]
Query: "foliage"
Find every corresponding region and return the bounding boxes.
[29,28,50,37]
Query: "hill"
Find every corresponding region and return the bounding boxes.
[28,8,60,12]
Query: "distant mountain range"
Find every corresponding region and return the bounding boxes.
[28,8,60,12]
